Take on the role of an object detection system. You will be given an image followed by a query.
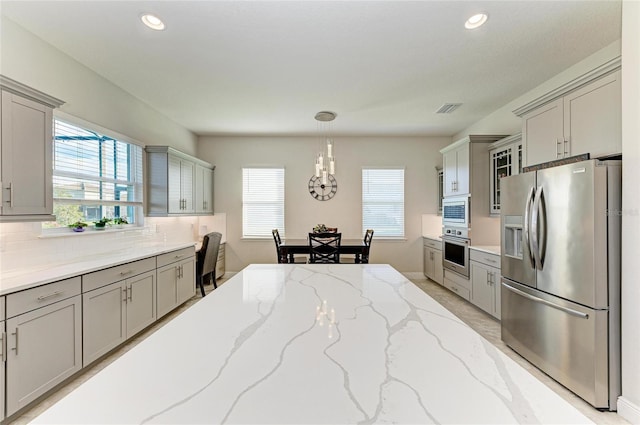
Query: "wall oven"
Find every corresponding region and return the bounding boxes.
[442,227,470,278]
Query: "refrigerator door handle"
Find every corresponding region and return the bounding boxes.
[531,186,544,270]
[523,186,536,268]
[501,281,589,319]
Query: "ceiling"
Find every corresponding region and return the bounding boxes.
[0,1,622,137]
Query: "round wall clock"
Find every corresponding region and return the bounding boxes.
[308,174,337,201]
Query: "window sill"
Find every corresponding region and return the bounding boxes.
[39,225,144,239]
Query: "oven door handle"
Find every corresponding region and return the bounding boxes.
[523,186,535,268]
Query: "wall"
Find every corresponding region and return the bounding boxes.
[619,1,640,422]
[197,136,450,273]
[0,16,197,154]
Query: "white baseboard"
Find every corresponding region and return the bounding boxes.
[402,272,427,280]
[618,396,640,424]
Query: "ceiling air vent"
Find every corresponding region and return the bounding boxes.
[436,103,462,114]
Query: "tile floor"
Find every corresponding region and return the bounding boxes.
[8,275,629,424]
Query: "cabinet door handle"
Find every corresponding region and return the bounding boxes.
[123,287,128,302]
[1,332,6,362]
[180,265,184,278]
[11,329,18,356]
[563,139,570,156]
[5,182,14,208]
[555,138,561,158]
[129,285,133,302]
[37,290,63,301]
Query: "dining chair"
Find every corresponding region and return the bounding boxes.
[308,232,341,263]
[196,232,222,296]
[361,229,374,263]
[273,229,306,264]
[341,229,374,263]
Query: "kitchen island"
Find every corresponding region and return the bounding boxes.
[32,264,592,424]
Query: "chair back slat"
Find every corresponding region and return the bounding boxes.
[272,229,287,263]
[308,232,341,263]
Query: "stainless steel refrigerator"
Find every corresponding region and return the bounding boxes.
[500,158,621,410]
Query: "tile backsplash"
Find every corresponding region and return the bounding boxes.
[0,214,227,274]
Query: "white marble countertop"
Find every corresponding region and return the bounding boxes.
[33,264,591,424]
[470,245,501,256]
[422,234,442,241]
[0,242,196,296]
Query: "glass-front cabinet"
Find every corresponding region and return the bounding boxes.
[489,134,523,215]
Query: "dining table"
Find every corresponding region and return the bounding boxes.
[279,238,369,263]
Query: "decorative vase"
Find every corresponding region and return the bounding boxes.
[72,227,85,232]
[94,225,106,231]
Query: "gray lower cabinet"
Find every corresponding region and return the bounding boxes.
[157,247,196,319]
[216,242,225,280]
[4,277,82,416]
[469,250,501,319]
[82,259,157,366]
[423,238,443,285]
[1,317,5,421]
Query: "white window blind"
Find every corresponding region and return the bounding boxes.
[47,119,143,227]
[362,168,405,238]
[243,168,285,238]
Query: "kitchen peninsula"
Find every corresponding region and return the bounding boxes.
[32,264,592,424]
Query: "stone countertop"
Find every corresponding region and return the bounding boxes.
[33,264,591,424]
[422,234,442,241]
[0,242,196,296]
[470,245,501,256]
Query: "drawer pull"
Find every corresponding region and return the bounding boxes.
[120,270,134,276]
[37,290,63,301]
[174,254,185,259]
[484,257,497,264]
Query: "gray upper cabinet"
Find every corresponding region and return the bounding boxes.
[0,76,64,222]
[195,164,214,214]
[515,59,621,167]
[146,146,214,216]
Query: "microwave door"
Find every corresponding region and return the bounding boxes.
[501,172,536,288]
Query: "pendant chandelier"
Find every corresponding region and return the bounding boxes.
[314,111,336,184]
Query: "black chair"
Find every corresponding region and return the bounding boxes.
[273,229,306,264]
[361,229,374,263]
[196,232,222,296]
[308,232,341,263]
[341,229,374,263]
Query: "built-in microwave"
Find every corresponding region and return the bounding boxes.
[442,196,470,228]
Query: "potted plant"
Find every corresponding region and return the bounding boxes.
[94,217,112,230]
[68,221,88,232]
[113,217,128,228]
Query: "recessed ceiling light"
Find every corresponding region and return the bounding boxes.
[465,13,488,29]
[141,14,165,31]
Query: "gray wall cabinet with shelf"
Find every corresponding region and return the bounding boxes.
[0,76,64,222]
[514,59,621,167]
[146,146,215,216]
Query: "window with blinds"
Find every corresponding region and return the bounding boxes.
[242,168,285,238]
[44,119,143,228]
[362,168,405,238]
